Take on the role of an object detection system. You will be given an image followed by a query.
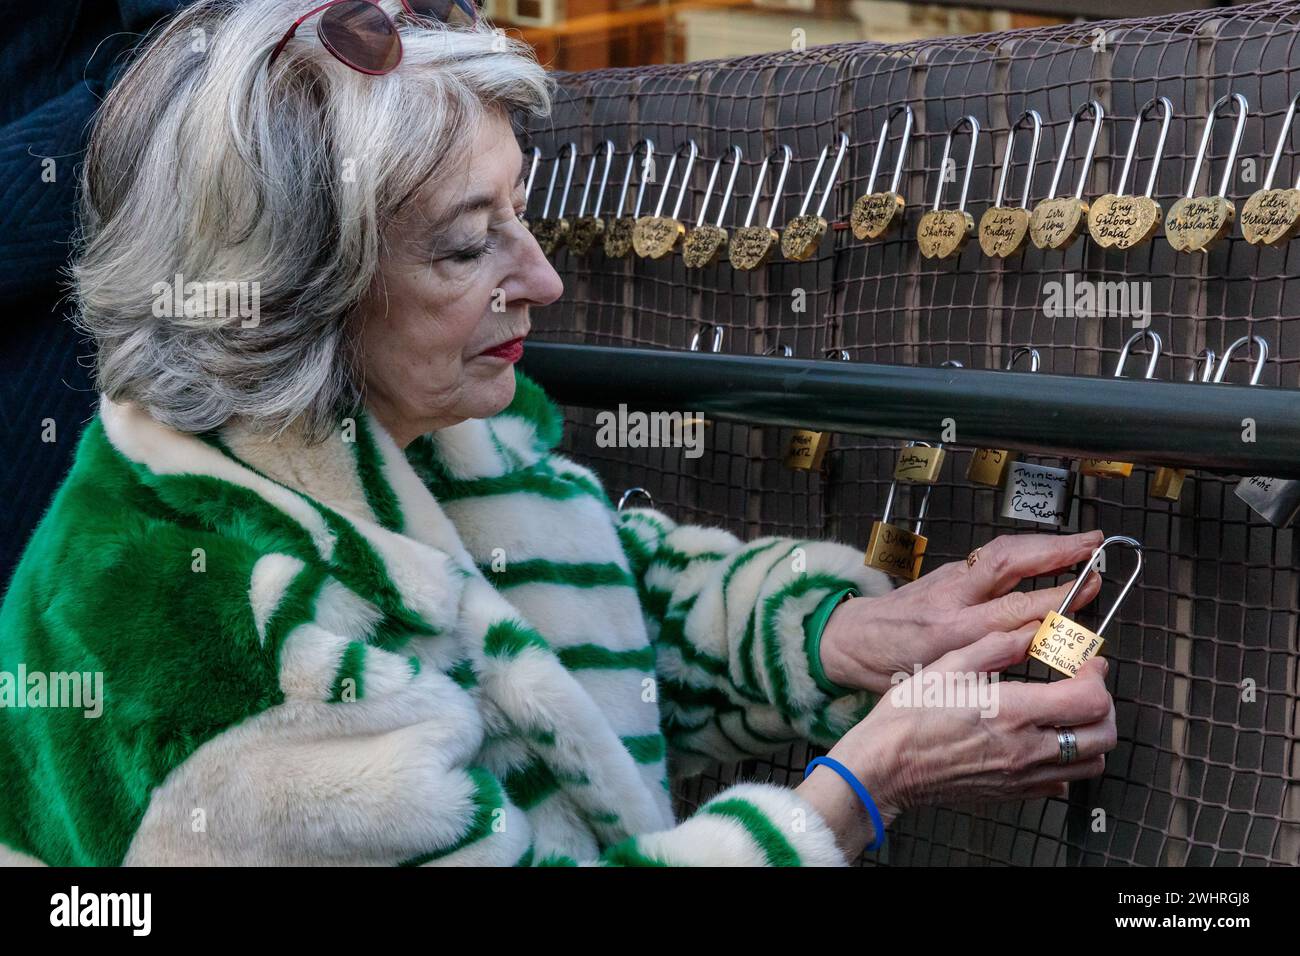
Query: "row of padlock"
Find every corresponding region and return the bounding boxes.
[684,324,1300,531]
[524,90,1300,266]
[615,484,1144,679]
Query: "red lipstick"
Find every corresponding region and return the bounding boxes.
[480,337,525,363]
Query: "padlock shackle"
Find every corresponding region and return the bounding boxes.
[616,487,654,511]
[1262,90,1300,191]
[1046,100,1104,201]
[932,116,980,212]
[1006,346,1042,372]
[866,105,914,197]
[577,140,617,219]
[1057,535,1143,637]
[881,441,936,533]
[614,139,656,219]
[541,142,578,219]
[1213,334,1269,385]
[1184,92,1249,200]
[1189,348,1217,383]
[763,343,794,357]
[742,145,794,229]
[523,146,542,215]
[688,323,725,354]
[824,348,853,361]
[1115,96,1173,199]
[992,109,1043,210]
[695,145,744,228]
[1114,330,1163,380]
[797,131,851,219]
[653,140,699,221]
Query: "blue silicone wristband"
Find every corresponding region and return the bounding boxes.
[804,755,886,853]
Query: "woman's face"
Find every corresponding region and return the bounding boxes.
[359,110,564,447]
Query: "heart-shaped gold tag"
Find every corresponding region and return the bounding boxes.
[916,210,974,260]
[1165,196,1235,252]
[850,191,905,240]
[728,225,779,270]
[682,225,728,268]
[780,215,828,261]
[566,216,605,257]
[603,216,636,258]
[1029,197,1088,250]
[632,216,685,259]
[1086,194,1163,250]
[1240,188,1300,245]
[531,217,570,256]
[977,206,1032,258]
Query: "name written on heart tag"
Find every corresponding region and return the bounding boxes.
[531,217,570,256]
[566,216,605,256]
[780,214,828,261]
[1087,194,1163,250]
[1165,196,1235,252]
[632,216,685,259]
[1029,197,1088,250]
[917,210,974,259]
[851,191,905,240]
[729,225,779,270]
[604,215,636,258]
[978,207,1032,258]
[1241,188,1300,245]
[682,224,728,268]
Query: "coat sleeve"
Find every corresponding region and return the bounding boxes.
[613,505,894,769]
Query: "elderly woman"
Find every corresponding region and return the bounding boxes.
[0,0,1116,867]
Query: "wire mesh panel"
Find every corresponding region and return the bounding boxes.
[524,0,1300,866]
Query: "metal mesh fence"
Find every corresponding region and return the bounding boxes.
[522,0,1300,866]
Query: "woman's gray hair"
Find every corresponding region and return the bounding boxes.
[73,0,552,441]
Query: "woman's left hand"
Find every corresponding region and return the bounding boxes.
[819,529,1106,695]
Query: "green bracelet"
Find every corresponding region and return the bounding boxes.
[804,586,860,697]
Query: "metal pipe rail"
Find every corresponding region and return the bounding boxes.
[521,343,1300,478]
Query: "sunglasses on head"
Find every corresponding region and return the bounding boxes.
[269,0,479,76]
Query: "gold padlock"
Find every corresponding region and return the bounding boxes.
[894,439,945,483]
[781,131,850,261]
[567,140,615,257]
[1166,92,1248,254]
[978,110,1042,258]
[633,140,698,260]
[531,142,577,256]
[604,139,655,259]
[1029,100,1103,251]
[1241,91,1300,246]
[917,116,979,260]
[1150,349,1216,502]
[851,105,912,241]
[682,145,742,268]
[729,145,793,270]
[967,347,1041,486]
[864,450,936,582]
[1028,535,1143,677]
[1087,96,1172,251]
[519,146,541,233]
[1081,331,1161,479]
[783,348,848,471]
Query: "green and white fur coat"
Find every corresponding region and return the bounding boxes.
[0,370,891,866]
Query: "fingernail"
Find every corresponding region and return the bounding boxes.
[1100,658,1110,676]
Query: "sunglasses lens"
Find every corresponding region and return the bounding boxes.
[406,0,478,25]
[320,1,401,73]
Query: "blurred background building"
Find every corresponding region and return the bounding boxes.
[488,0,1226,71]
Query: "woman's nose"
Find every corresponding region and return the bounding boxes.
[517,230,565,308]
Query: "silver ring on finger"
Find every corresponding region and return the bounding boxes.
[1056,727,1078,766]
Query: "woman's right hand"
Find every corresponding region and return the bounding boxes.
[796,623,1116,860]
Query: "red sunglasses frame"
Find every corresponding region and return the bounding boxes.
[268,0,479,75]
